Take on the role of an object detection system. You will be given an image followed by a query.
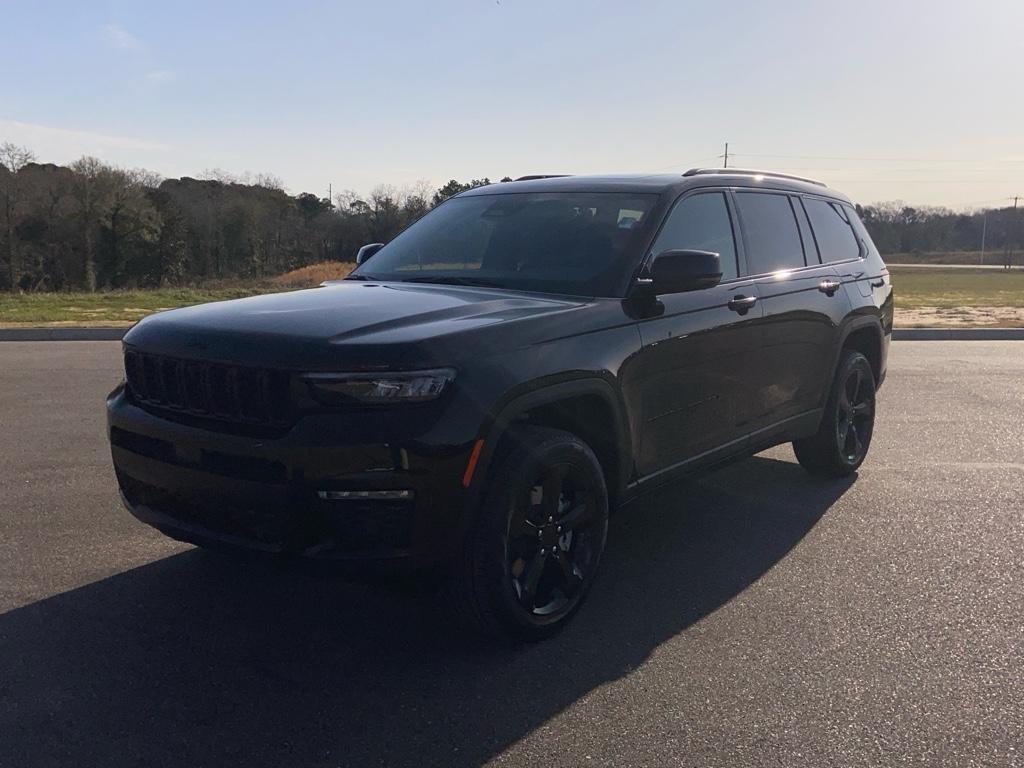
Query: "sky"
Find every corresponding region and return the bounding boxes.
[2,0,1023,209]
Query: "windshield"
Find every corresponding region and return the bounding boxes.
[349,191,658,296]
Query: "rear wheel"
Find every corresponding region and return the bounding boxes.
[449,426,609,641]
[794,350,876,477]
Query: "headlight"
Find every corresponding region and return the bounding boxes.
[301,368,455,405]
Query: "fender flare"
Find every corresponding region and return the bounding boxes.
[825,315,884,395]
[465,376,633,506]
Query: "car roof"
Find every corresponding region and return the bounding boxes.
[457,170,852,203]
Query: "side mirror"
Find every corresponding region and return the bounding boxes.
[356,242,385,265]
[646,249,722,295]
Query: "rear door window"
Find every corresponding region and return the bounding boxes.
[735,192,806,275]
[791,196,821,264]
[650,192,738,281]
[840,203,878,256]
[803,198,862,263]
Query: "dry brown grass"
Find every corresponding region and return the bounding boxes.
[269,261,355,288]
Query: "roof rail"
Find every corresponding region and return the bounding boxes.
[514,174,572,181]
[682,167,827,187]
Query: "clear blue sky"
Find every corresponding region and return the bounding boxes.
[2,0,1022,208]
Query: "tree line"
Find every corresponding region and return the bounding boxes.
[0,141,1019,292]
[0,142,503,292]
[856,201,1020,258]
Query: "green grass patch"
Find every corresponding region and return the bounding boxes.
[884,251,1003,266]
[0,287,274,325]
[890,267,1024,309]
[1,267,1022,324]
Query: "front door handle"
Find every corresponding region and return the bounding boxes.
[727,295,758,315]
[818,279,841,296]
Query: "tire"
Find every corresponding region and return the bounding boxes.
[794,350,876,477]
[447,425,609,641]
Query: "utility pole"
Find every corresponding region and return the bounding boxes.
[1012,196,1020,270]
[980,210,987,265]
[1007,196,1020,270]
[722,142,729,168]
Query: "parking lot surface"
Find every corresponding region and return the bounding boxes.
[0,341,1021,767]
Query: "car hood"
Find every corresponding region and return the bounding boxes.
[123,281,594,369]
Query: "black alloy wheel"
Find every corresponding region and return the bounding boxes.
[449,425,609,641]
[506,462,602,618]
[836,364,874,464]
[794,350,877,477]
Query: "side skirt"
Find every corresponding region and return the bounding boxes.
[618,409,823,509]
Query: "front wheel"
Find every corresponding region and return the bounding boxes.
[794,350,876,477]
[448,426,609,641]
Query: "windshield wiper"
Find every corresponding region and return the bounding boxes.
[399,275,507,288]
[344,273,379,281]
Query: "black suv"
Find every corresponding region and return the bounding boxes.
[108,169,892,639]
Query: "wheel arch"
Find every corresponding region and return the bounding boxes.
[838,317,884,384]
[469,377,632,507]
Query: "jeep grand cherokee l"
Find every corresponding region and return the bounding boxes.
[107,168,893,640]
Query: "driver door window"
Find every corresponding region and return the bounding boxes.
[650,192,738,281]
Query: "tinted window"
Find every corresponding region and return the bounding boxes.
[735,192,805,274]
[792,196,820,263]
[650,192,738,281]
[803,198,861,262]
[841,203,877,256]
[349,192,657,297]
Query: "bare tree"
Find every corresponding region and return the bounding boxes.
[199,168,242,184]
[130,167,163,189]
[401,180,434,222]
[68,156,109,292]
[0,142,37,290]
[252,172,284,191]
[198,168,283,191]
[104,168,158,285]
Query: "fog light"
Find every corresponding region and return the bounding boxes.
[317,490,414,500]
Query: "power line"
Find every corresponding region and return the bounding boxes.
[731,151,1016,163]
[960,197,1016,206]
[823,178,1024,183]
[644,156,721,173]
[747,166,1023,175]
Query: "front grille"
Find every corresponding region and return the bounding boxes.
[124,350,291,429]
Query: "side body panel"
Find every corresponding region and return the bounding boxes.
[630,281,764,475]
[753,264,852,426]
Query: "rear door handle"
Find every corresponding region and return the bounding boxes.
[727,295,758,314]
[818,279,840,296]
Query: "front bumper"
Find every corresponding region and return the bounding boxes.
[107,385,475,567]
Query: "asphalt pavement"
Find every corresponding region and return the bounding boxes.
[0,341,1021,767]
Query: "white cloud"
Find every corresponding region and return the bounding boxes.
[145,69,175,84]
[0,119,171,159]
[103,23,144,52]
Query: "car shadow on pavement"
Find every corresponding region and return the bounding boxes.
[0,455,854,768]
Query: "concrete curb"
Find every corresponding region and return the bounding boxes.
[1,327,1022,342]
[0,328,128,342]
[892,328,1024,341]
